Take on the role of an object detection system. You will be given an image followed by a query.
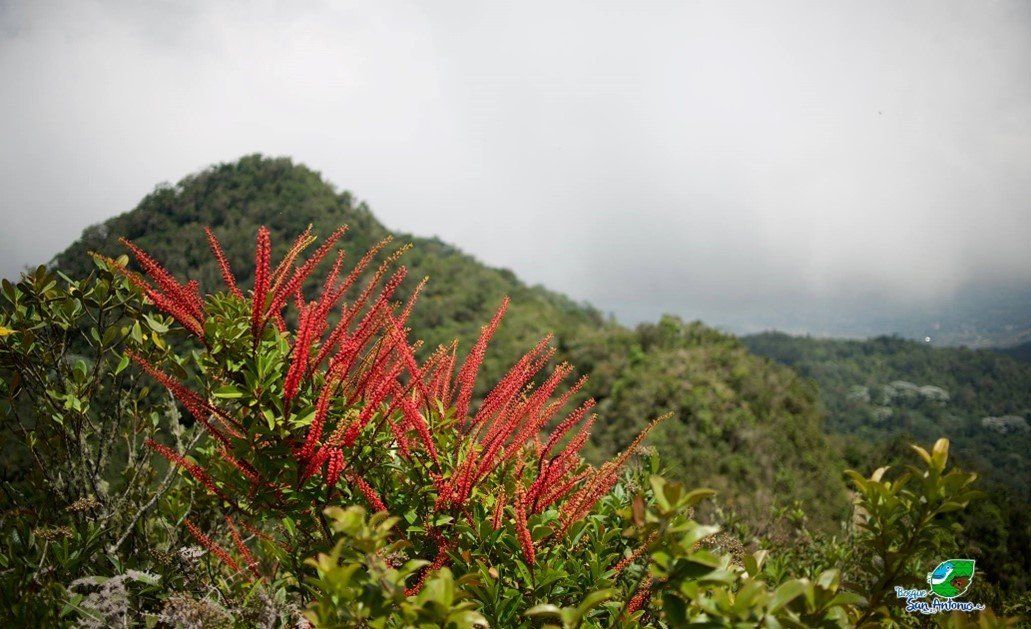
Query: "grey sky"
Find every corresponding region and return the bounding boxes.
[2,1,1029,333]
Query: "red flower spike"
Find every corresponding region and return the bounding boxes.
[129,352,232,447]
[491,489,507,530]
[300,446,332,484]
[183,519,243,575]
[385,416,412,459]
[391,382,438,463]
[341,360,403,447]
[561,415,669,525]
[454,297,509,423]
[348,331,402,406]
[612,531,659,574]
[626,576,654,615]
[250,227,271,343]
[536,469,591,513]
[204,228,244,299]
[404,540,451,596]
[347,472,387,512]
[298,373,340,461]
[218,448,261,486]
[283,302,317,406]
[338,242,413,326]
[141,288,205,338]
[325,449,346,489]
[316,249,347,310]
[541,399,596,461]
[494,364,576,468]
[146,440,231,505]
[321,235,393,311]
[225,517,262,579]
[315,265,407,370]
[475,362,570,486]
[272,310,287,333]
[427,341,458,407]
[384,309,427,402]
[269,225,315,298]
[549,415,596,476]
[514,486,536,566]
[557,411,666,535]
[96,254,204,339]
[119,237,203,320]
[266,225,348,322]
[397,276,427,330]
[471,335,554,430]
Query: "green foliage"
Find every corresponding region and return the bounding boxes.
[577,316,849,529]
[304,506,487,628]
[0,263,192,624]
[625,475,860,627]
[846,438,982,625]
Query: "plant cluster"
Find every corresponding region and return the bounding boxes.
[0,222,1022,626]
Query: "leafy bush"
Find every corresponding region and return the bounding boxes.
[1,222,1022,626]
[0,263,190,624]
[95,225,672,626]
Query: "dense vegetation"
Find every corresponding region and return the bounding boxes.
[0,154,1020,623]
[2,225,1018,625]
[741,333,1031,499]
[995,341,1031,364]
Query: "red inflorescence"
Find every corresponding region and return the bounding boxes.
[184,518,243,575]
[626,575,654,615]
[250,227,271,343]
[145,439,231,506]
[121,224,665,590]
[225,516,262,579]
[514,485,536,566]
[347,472,387,513]
[204,227,244,300]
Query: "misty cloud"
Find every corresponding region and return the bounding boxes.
[2,1,1029,333]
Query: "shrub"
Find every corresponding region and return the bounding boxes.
[0,263,188,624]
[105,225,665,625]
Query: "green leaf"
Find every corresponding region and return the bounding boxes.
[144,314,169,333]
[525,604,563,619]
[769,579,808,612]
[213,385,245,399]
[576,588,619,616]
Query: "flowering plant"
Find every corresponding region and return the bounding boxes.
[97,225,665,623]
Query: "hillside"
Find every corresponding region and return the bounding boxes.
[742,331,1031,593]
[996,340,1031,364]
[51,154,849,528]
[741,332,1031,498]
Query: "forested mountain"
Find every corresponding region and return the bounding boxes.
[52,154,848,528]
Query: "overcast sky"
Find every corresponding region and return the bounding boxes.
[2,1,1029,333]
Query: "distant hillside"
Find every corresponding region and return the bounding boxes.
[742,332,1031,499]
[996,341,1031,364]
[741,331,1031,592]
[52,154,849,528]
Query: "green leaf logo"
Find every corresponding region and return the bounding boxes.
[926,559,975,599]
